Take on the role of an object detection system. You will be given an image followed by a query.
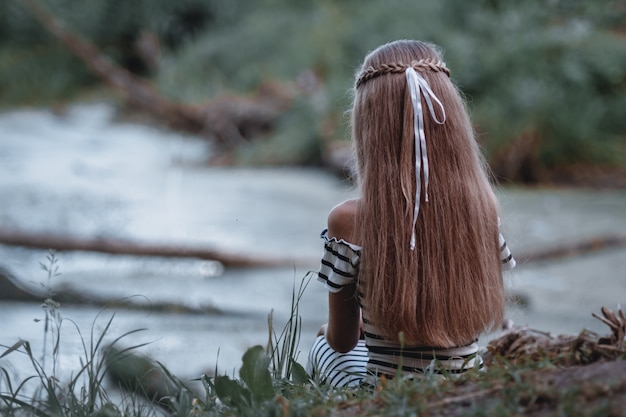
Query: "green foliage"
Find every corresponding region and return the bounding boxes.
[237,346,275,403]
[231,98,325,166]
[1,2,625,176]
[185,274,314,416]
[1,259,625,416]
[0,44,95,105]
[211,346,275,414]
[0,251,151,417]
[439,5,626,174]
[267,273,311,382]
[0,0,233,105]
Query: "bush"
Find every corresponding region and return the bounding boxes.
[1,0,625,181]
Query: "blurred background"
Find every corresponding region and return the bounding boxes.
[0,0,625,391]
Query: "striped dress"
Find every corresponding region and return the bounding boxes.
[307,228,516,387]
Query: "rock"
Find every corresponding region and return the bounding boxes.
[0,267,44,301]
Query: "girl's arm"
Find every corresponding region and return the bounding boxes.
[325,285,361,352]
[324,200,362,353]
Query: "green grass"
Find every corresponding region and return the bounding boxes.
[1,254,624,416]
[0,251,152,417]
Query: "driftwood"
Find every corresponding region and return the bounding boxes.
[0,227,623,270]
[0,267,223,315]
[20,0,295,148]
[0,228,316,268]
[484,306,626,366]
[515,234,626,264]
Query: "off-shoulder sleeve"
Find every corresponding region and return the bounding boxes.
[317,229,361,293]
[499,233,517,271]
[497,217,516,271]
[499,232,516,271]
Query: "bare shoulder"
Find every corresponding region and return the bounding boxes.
[327,199,359,244]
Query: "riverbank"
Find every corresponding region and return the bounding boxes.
[0,102,625,383]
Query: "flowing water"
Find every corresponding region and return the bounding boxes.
[0,103,625,389]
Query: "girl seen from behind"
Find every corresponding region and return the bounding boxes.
[307,39,516,387]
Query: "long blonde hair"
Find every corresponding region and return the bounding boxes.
[352,40,504,347]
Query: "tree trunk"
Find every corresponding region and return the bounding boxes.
[20,0,294,148]
[0,228,315,268]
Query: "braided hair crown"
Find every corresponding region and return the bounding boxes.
[356,58,450,89]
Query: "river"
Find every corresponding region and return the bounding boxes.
[1,102,625,391]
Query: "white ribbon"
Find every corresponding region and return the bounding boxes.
[405,67,446,250]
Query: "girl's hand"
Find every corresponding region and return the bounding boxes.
[317,323,328,337]
[360,314,365,339]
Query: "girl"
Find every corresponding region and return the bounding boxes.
[307,40,516,387]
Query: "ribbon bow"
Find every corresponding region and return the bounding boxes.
[405,67,446,250]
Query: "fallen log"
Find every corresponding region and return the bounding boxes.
[514,234,626,264]
[484,306,626,367]
[0,267,223,314]
[1,227,624,269]
[0,228,316,268]
[20,0,295,148]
